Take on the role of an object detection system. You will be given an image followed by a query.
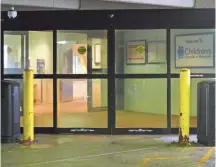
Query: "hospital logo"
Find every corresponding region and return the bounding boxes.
[177,46,184,59]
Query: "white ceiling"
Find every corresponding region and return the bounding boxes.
[1,0,80,9]
[1,0,215,11]
[102,0,195,8]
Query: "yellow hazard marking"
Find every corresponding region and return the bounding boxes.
[137,157,170,167]
[195,148,214,167]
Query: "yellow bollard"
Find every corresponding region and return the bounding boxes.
[179,68,190,144]
[23,69,34,142]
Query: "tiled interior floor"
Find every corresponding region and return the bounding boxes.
[2,135,214,167]
[20,109,197,128]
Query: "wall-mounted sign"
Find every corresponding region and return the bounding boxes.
[103,0,194,7]
[37,59,45,74]
[175,33,215,68]
[126,40,146,65]
[77,46,87,55]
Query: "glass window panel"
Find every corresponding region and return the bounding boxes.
[4,31,53,74]
[171,29,215,73]
[5,79,53,127]
[4,34,22,73]
[57,30,107,74]
[116,78,167,128]
[57,79,108,128]
[171,78,214,128]
[115,29,167,74]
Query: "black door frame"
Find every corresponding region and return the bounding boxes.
[1,9,215,134]
[108,9,215,134]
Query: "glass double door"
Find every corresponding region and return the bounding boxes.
[56,30,108,128]
[3,29,169,131]
[3,30,109,129]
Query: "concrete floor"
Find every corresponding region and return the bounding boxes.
[1,135,215,167]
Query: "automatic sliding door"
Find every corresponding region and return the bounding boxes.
[3,31,54,128]
[56,30,108,129]
[114,29,168,130]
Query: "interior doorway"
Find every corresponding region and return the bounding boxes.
[57,30,108,128]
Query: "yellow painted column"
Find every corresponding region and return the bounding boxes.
[23,69,34,141]
[179,68,190,143]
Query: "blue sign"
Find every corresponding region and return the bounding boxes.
[177,46,184,59]
[37,59,45,74]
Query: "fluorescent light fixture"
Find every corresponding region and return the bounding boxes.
[103,0,194,7]
[57,40,68,44]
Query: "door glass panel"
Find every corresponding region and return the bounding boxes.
[171,29,215,73]
[115,29,167,74]
[171,78,214,128]
[5,79,53,127]
[57,79,108,128]
[57,30,107,74]
[116,78,167,128]
[4,31,53,74]
[4,34,23,74]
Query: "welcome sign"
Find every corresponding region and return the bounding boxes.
[175,33,214,68]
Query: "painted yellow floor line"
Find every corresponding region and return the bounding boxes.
[195,148,214,167]
[137,157,170,167]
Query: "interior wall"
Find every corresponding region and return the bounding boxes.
[29,31,53,105]
[120,29,215,116]
[123,30,167,74]
[29,31,53,74]
[4,35,22,69]
[100,39,108,107]
[115,32,125,110]
[56,32,108,109]
[4,29,214,115]
[120,30,166,115]
[57,32,87,74]
[123,79,167,114]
